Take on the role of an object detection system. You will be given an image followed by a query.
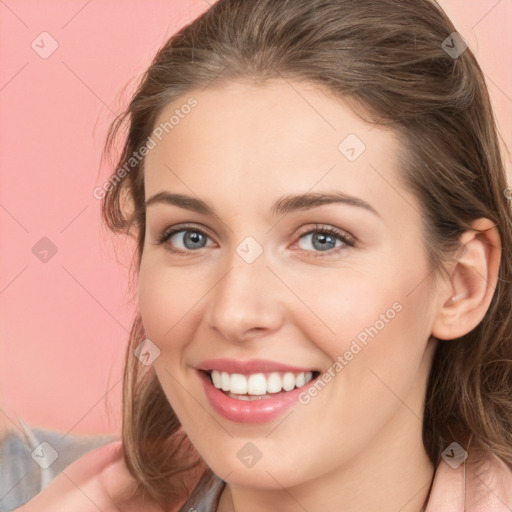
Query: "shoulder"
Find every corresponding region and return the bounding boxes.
[467,451,512,508]
[426,449,512,511]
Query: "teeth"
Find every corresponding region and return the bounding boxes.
[266,372,282,393]
[210,370,315,395]
[211,370,222,389]
[295,372,306,387]
[282,372,296,391]
[248,373,267,395]
[230,373,248,394]
[221,372,230,392]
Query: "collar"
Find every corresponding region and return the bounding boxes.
[426,450,512,510]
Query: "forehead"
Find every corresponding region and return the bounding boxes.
[143,78,415,221]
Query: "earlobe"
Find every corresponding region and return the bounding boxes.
[431,218,501,341]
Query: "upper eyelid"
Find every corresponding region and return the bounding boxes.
[160,223,215,240]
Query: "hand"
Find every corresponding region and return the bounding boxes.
[16,440,166,512]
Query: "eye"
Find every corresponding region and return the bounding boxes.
[154,223,355,256]
[294,225,355,256]
[155,224,215,254]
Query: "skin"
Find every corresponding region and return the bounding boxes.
[135,78,500,512]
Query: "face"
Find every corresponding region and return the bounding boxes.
[138,78,438,490]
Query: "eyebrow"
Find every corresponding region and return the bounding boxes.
[144,191,380,218]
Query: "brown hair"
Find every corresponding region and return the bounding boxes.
[100,0,512,508]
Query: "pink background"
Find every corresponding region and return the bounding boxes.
[1,0,511,437]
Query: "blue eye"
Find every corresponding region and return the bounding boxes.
[155,223,355,256]
[295,226,355,255]
[299,231,340,251]
[157,226,212,252]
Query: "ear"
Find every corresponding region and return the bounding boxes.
[431,218,501,341]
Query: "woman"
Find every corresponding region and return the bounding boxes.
[15,0,512,510]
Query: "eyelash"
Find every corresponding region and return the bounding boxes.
[155,223,356,257]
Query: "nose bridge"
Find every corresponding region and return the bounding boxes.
[204,240,284,341]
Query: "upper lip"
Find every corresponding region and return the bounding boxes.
[196,358,318,375]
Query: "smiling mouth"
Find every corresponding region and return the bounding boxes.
[203,369,321,400]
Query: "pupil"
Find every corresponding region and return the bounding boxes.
[185,231,205,249]
[313,233,335,251]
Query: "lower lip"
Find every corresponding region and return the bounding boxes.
[198,370,315,424]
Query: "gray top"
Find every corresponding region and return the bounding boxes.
[178,474,225,512]
[0,418,225,511]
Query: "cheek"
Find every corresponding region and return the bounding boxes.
[138,266,175,342]
[138,255,206,344]
[137,258,207,416]
[290,257,432,381]
[284,271,401,353]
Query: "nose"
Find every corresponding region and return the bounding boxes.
[203,248,286,343]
